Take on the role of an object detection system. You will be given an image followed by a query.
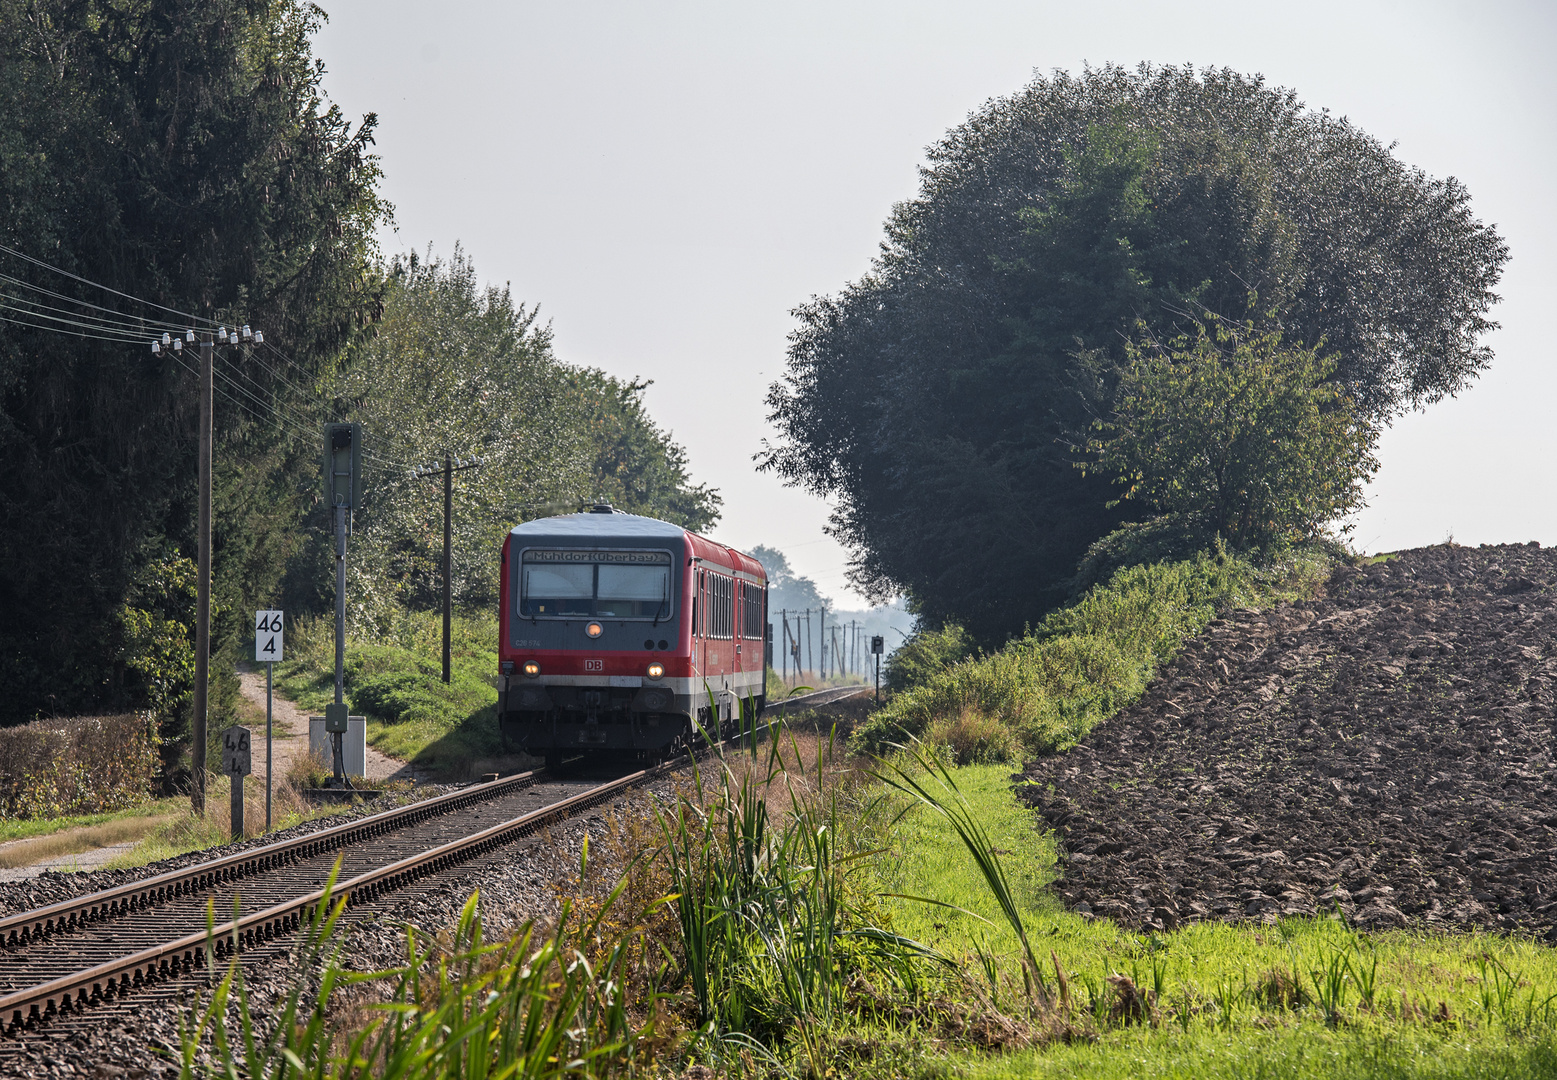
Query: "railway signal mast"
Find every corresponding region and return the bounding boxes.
[872,634,884,703]
[323,422,362,788]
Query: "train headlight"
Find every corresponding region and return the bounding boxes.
[522,661,541,678]
[647,662,665,680]
[585,621,603,638]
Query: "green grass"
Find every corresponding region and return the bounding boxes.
[854,544,1335,758]
[873,764,1063,954]
[0,800,172,844]
[968,1025,1557,1079]
[872,760,1557,1080]
[276,608,513,776]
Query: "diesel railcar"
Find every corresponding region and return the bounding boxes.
[496,505,768,766]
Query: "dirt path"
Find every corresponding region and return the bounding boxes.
[236,668,421,785]
[0,842,143,882]
[1020,542,1557,938]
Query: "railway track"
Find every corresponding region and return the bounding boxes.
[763,684,871,716]
[0,685,862,1041]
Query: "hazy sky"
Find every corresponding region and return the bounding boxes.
[313,0,1555,606]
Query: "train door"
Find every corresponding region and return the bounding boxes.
[696,570,707,676]
[737,581,747,677]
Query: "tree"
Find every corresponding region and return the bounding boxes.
[1089,322,1378,547]
[323,249,722,631]
[0,0,389,723]
[762,64,1507,643]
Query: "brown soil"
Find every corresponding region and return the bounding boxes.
[1016,542,1557,938]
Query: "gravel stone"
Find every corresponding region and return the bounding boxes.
[0,772,680,1075]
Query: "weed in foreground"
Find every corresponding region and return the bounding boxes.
[179,860,651,1079]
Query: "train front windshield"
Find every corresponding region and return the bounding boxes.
[520,550,673,619]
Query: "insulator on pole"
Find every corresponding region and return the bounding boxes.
[173,339,183,351]
[185,329,195,342]
[151,341,161,354]
[253,331,263,344]
[241,324,252,340]
[161,332,171,345]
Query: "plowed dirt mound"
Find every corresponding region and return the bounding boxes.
[1017,543,1557,937]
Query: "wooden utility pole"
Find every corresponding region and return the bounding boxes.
[192,332,212,815]
[780,610,788,686]
[443,453,452,684]
[411,455,485,684]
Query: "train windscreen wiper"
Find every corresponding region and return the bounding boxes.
[652,577,669,626]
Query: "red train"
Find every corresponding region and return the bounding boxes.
[497,505,769,767]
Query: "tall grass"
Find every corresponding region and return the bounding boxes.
[657,712,941,1075]
[180,862,650,1079]
[876,741,1051,1007]
[854,546,1333,757]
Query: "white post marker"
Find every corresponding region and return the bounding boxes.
[255,610,284,831]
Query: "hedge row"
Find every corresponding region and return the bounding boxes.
[0,713,157,819]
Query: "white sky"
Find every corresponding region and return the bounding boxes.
[314,0,1556,605]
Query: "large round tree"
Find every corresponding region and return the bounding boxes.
[762,64,1508,643]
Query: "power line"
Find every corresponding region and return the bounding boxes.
[0,300,160,343]
[2,303,352,464]
[236,345,319,404]
[0,311,151,344]
[252,339,419,470]
[0,245,420,473]
[0,243,220,327]
[0,271,194,335]
[0,287,183,337]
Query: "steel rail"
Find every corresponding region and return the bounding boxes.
[0,688,854,949]
[763,684,870,715]
[0,762,661,1032]
[0,686,863,1032]
[0,768,547,949]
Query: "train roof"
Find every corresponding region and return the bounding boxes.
[508,509,766,579]
[509,510,685,541]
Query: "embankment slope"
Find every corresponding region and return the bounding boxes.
[1020,543,1557,936]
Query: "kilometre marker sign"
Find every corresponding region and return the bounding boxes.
[255,610,284,662]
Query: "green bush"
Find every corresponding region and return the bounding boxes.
[278,609,498,728]
[345,645,495,728]
[853,545,1333,759]
[0,714,157,819]
[1068,514,1215,597]
[884,623,978,694]
[924,708,1020,765]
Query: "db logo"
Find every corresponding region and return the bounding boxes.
[584,659,604,672]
